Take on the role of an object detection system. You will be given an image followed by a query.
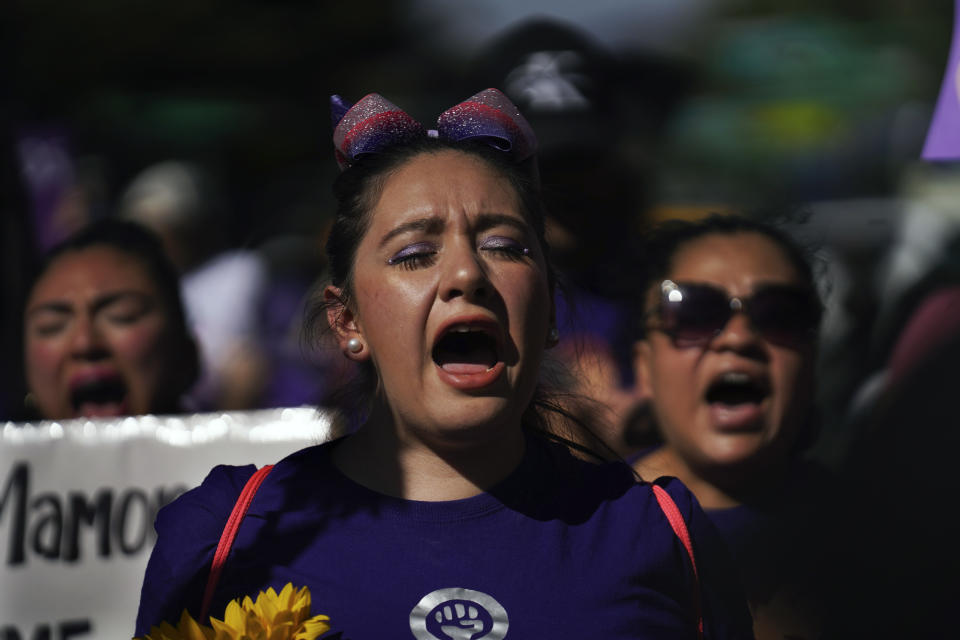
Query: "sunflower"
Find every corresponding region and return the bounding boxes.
[136,610,214,640]
[137,583,330,640]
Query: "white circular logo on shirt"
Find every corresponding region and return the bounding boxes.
[409,588,509,640]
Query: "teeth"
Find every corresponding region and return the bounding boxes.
[447,325,491,335]
[720,372,751,385]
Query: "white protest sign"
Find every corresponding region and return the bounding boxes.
[0,408,336,640]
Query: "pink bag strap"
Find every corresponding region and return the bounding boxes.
[652,484,703,639]
[199,464,274,621]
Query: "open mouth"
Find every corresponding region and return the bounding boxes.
[432,325,500,375]
[70,376,128,416]
[705,371,769,407]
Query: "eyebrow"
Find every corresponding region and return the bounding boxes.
[377,212,530,249]
[472,212,530,235]
[25,301,72,318]
[378,216,445,249]
[26,291,154,319]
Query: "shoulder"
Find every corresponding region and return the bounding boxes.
[158,440,339,531]
[159,440,332,523]
[551,454,754,637]
[156,463,258,532]
[643,474,699,519]
[148,461,263,583]
[634,476,755,638]
[136,462,258,635]
[619,473,704,542]
[529,435,698,526]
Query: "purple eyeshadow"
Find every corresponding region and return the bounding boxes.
[388,242,435,265]
[481,235,530,255]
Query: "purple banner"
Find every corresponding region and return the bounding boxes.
[923,1,960,159]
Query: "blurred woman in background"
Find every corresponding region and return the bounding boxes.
[23,219,198,420]
[631,214,830,639]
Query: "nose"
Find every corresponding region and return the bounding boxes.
[70,315,110,361]
[709,309,766,356]
[439,241,491,303]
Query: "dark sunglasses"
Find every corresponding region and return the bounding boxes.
[646,279,822,348]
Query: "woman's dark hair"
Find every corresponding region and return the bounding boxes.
[30,219,193,345]
[631,213,821,339]
[305,137,617,459]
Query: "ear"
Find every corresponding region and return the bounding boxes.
[632,339,654,399]
[324,285,370,362]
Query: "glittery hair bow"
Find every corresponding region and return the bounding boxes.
[331,88,537,170]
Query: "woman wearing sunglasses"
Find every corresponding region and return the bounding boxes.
[631,214,830,639]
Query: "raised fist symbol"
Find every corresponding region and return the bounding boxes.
[410,588,509,640]
[436,602,485,639]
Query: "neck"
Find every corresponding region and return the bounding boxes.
[634,445,786,510]
[331,406,527,501]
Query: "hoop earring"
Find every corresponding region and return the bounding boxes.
[347,337,363,354]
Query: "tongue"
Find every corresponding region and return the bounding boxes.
[441,362,491,374]
[77,401,125,417]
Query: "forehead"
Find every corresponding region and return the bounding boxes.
[29,246,159,304]
[668,232,803,290]
[369,150,523,228]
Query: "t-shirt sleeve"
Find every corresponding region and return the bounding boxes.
[134,463,257,636]
[658,477,754,640]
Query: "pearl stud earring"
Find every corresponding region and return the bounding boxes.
[347,338,363,354]
[547,327,560,345]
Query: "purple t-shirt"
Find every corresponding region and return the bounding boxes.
[136,434,752,639]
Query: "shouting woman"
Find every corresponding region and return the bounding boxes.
[136,90,752,639]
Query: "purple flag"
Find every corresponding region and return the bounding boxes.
[923,1,960,159]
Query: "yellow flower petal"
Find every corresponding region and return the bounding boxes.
[209,617,237,639]
[220,599,247,632]
[294,615,331,640]
[275,583,294,604]
[135,610,216,640]
[247,614,268,637]
[134,619,178,640]
[256,588,282,623]
[164,583,331,640]
[272,611,296,627]
[290,588,311,624]
[179,610,216,640]
[268,625,294,640]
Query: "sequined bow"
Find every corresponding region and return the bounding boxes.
[331,88,537,170]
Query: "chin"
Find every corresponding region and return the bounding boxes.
[433,400,519,435]
[700,437,770,468]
